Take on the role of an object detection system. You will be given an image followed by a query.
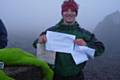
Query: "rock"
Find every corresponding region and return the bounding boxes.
[4,66,43,80]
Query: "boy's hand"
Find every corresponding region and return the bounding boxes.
[74,39,87,46]
[38,34,47,44]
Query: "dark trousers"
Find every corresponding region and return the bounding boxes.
[53,71,84,80]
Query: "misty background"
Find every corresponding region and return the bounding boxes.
[0,0,120,33]
[0,0,120,80]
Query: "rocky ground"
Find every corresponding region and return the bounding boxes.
[5,66,42,80]
[84,52,120,80]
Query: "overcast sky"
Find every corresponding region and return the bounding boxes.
[0,0,120,35]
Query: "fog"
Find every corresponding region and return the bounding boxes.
[0,0,120,35]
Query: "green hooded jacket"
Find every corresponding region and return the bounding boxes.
[33,19,105,76]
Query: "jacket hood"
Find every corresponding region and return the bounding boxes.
[55,19,80,30]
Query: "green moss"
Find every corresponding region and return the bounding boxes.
[0,70,14,80]
[0,48,53,80]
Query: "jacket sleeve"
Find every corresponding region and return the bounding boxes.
[0,20,8,49]
[32,38,38,49]
[32,26,57,48]
[82,29,105,57]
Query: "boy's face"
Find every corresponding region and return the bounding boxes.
[62,9,77,24]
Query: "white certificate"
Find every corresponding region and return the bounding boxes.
[72,45,95,64]
[71,45,88,64]
[79,46,95,59]
[46,31,76,53]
